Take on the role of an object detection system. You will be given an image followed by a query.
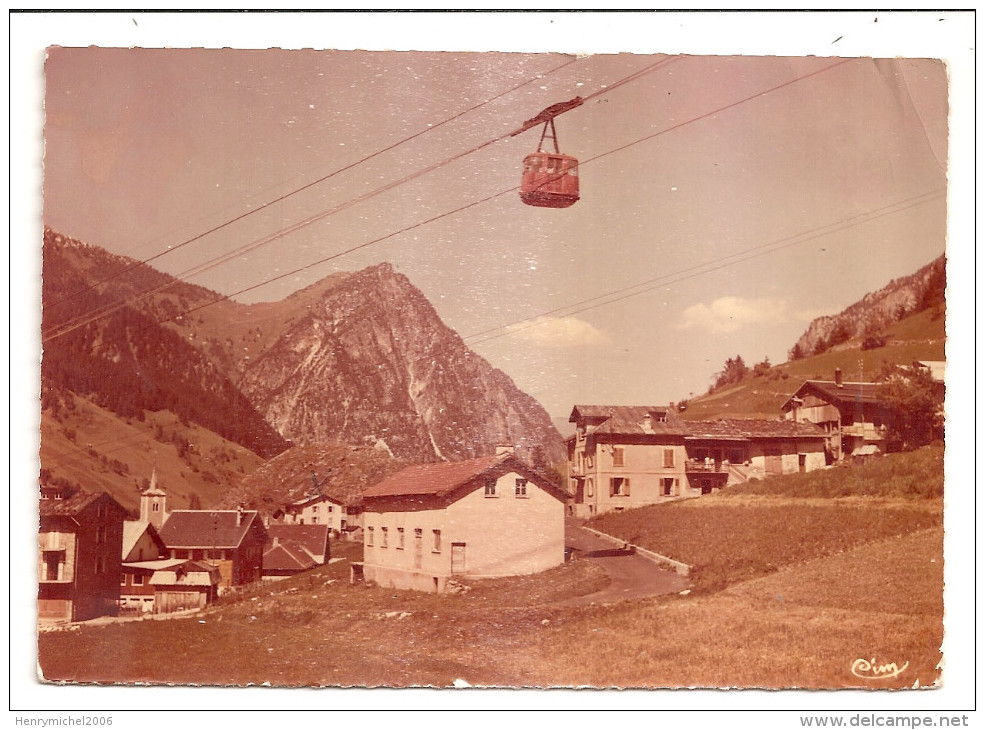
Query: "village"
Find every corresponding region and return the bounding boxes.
[37,362,944,624]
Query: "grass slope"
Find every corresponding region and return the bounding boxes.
[40,393,265,513]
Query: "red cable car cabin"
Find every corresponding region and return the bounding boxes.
[520,152,579,209]
[515,100,583,209]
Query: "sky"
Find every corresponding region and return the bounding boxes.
[10,10,977,716]
[36,17,958,420]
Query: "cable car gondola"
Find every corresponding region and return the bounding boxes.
[514,97,583,209]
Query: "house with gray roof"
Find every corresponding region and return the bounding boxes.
[567,405,827,517]
[781,368,897,460]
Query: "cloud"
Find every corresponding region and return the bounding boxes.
[504,316,610,348]
[678,296,788,334]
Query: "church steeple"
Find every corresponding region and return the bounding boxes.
[139,469,168,529]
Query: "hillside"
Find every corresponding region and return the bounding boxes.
[39,392,264,514]
[790,254,945,360]
[41,229,291,459]
[217,442,406,519]
[683,290,945,421]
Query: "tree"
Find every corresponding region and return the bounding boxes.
[880,366,942,450]
[709,355,751,393]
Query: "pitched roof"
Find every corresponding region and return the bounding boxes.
[362,453,568,503]
[147,560,221,587]
[39,490,121,518]
[265,523,329,561]
[289,492,344,509]
[782,380,886,411]
[684,418,827,441]
[914,360,946,382]
[122,520,166,560]
[569,405,687,436]
[157,510,263,549]
[122,558,190,571]
[263,542,320,573]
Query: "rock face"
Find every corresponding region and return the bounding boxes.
[42,229,566,469]
[790,254,946,359]
[237,263,566,466]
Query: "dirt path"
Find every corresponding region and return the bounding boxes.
[559,518,691,606]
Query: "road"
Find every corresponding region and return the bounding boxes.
[559,517,691,607]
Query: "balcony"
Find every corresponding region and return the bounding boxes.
[685,459,729,474]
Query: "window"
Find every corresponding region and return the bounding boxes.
[96,526,106,544]
[367,526,374,547]
[311,516,319,524]
[42,551,63,581]
[432,529,441,553]
[381,527,388,548]
[120,573,127,586]
[133,573,144,586]
[152,502,160,513]
[327,505,334,513]
[655,411,667,423]
[610,477,630,497]
[663,449,675,468]
[612,448,625,467]
[586,478,594,498]
[312,505,319,513]
[484,478,497,497]
[397,527,405,550]
[515,478,528,497]
[661,477,675,496]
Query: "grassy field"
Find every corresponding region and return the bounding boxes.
[727,442,944,500]
[37,450,945,690]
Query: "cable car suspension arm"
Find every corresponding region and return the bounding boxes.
[509,96,584,138]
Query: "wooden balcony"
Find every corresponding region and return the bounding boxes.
[685,459,729,474]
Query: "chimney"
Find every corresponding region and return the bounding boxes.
[272,536,279,548]
[237,506,244,526]
[834,368,843,388]
[641,414,653,434]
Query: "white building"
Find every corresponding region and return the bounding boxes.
[360,450,568,593]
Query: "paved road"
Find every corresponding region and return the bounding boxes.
[559,518,691,607]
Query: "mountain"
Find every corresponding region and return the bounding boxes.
[41,229,566,491]
[789,254,945,360]
[235,262,566,467]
